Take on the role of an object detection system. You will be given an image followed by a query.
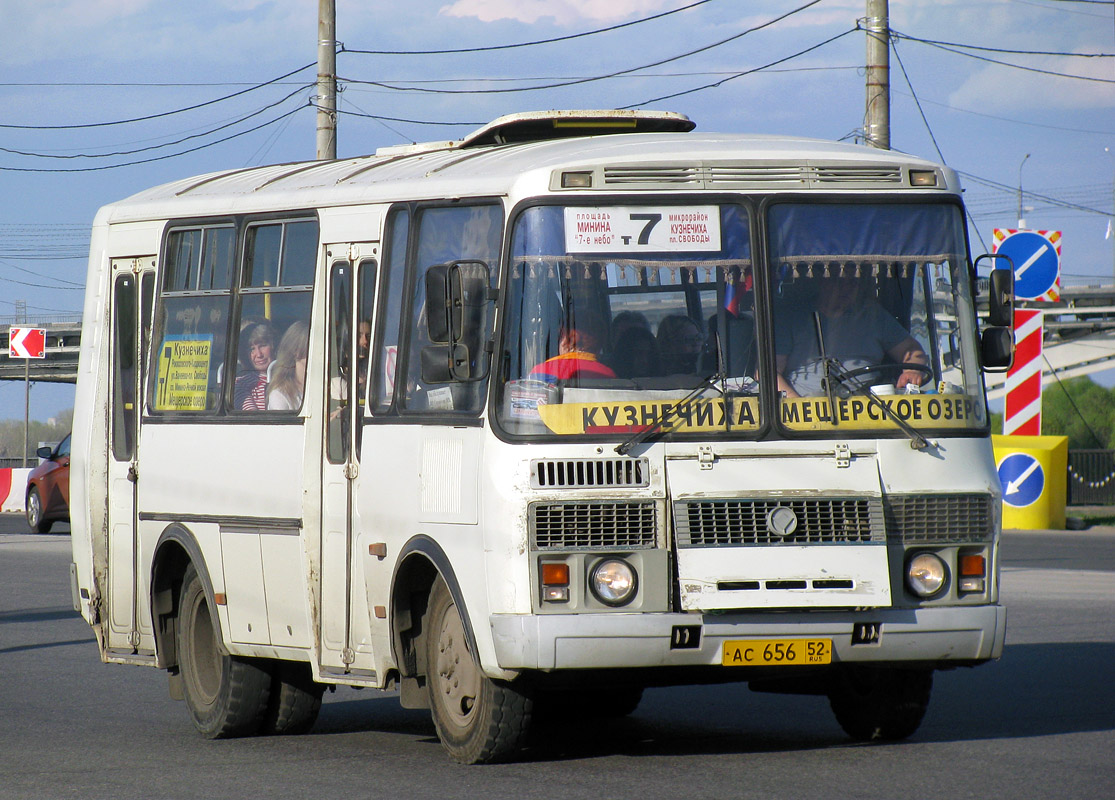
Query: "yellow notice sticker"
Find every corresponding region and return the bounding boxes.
[780,394,982,431]
[155,337,213,411]
[537,397,761,435]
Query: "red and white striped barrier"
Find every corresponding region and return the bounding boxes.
[1004,308,1044,436]
[0,468,32,513]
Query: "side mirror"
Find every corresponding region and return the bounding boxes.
[36,445,53,460]
[423,260,495,382]
[975,254,1015,327]
[420,343,473,384]
[980,327,1014,371]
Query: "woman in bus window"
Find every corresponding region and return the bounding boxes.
[234,321,275,410]
[267,321,309,411]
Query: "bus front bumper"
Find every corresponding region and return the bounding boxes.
[489,605,1006,671]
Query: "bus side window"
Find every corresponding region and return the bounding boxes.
[401,204,501,414]
[232,219,316,413]
[372,208,409,415]
[150,226,233,414]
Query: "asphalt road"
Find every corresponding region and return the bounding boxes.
[2,513,1113,799]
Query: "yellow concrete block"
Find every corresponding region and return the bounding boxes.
[992,435,1068,530]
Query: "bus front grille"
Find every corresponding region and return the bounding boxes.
[531,457,650,489]
[674,498,885,547]
[530,501,658,550]
[884,493,994,543]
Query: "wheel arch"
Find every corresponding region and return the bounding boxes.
[150,523,222,670]
[389,534,475,683]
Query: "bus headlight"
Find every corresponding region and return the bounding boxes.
[906,552,947,598]
[589,559,637,606]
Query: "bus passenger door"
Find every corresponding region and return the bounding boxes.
[319,245,379,679]
[106,258,155,657]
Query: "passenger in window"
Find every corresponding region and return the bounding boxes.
[657,315,704,375]
[608,310,650,352]
[234,321,276,410]
[530,313,616,383]
[268,322,309,411]
[356,317,372,398]
[611,326,660,380]
[775,273,928,398]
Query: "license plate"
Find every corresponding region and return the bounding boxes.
[722,638,832,666]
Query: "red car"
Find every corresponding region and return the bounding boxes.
[26,433,70,533]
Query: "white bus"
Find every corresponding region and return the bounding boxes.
[70,110,1014,764]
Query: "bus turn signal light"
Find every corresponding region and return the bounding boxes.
[541,562,570,602]
[959,554,986,593]
[959,554,985,577]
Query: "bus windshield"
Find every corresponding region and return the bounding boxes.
[495,200,986,440]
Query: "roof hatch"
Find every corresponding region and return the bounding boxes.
[459,109,695,147]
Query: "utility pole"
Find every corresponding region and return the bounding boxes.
[316,0,337,160]
[864,0,890,150]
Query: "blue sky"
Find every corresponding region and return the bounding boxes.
[1,0,1113,420]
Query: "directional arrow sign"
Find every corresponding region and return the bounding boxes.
[997,452,1046,508]
[8,327,46,359]
[993,229,1062,301]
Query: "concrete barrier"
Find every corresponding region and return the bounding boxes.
[0,468,31,513]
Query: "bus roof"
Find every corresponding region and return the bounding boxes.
[98,111,957,224]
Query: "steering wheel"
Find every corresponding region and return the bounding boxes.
[837,362,934,389]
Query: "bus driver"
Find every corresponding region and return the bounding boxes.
[775,272,928,398]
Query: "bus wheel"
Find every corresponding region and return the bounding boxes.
[177,563,271,738]
[26,488,52,534]
[827,666,933,742]
[425,578,531,763]
[263,661,324,735]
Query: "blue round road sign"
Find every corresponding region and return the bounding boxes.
[997,231,1059,300]
[997,452,1045,508]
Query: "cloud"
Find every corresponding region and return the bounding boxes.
[949,55,1115,113]
[438,0,682,26]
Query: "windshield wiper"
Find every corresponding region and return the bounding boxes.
[614,372,724,456]
[822,359,936,451]
[812,311,933,450]
[814,312,839,429]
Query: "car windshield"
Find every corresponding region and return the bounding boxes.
[495,200,986,440]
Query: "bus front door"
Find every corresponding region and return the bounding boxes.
[105,258,155,658]
[319,246,380,681]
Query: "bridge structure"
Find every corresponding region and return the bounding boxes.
[4,284,1115,390]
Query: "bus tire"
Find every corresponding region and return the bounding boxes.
[263,661,324,735]
[178,563,271,738]
[26,487,52,534]
[425,578,531,764]
[827,666,933,742]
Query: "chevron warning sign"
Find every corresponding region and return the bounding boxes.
[8,327,47,359]
[1003,309,1043,436]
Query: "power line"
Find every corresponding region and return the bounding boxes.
[0,104,308,173]
[891,88,1114,136]
[340,0,824,96]
[0,62,315,130]
[891,29,1113,59]
[342,0,721,55]
[958,171,1111,216]
[622,27,858,107]
[0,85,313,160]
[899,35,1115,84]
[323,105,484,127]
